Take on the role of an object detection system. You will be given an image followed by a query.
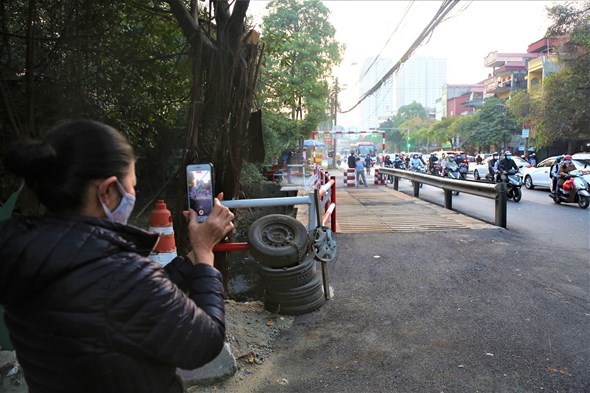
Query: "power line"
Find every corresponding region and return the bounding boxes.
[341,0,460,114]
[358,1,415,82]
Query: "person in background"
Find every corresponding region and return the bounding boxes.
[557,154,576,194]
[355,156,368,187]
[364,154,372,176]
[550,155,563,196]
[347,150,356,169]
[475,153,483,165]
[0,120,235,393]
[528,152,537,166]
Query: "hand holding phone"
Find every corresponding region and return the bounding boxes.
[186,163,214,223]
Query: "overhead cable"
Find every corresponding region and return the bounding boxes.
[341,0,460,114]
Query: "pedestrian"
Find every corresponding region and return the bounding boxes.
[347,150,356,169]
[355,156,368,187]
[0,119,235,392]
[280,148,293,184]
[364,154,372,175]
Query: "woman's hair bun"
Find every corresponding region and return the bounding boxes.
[3,139,57,179]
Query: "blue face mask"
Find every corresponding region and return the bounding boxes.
[100,181,135,225]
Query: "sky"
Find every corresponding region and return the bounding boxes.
[247,0,559,128]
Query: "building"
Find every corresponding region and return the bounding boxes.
[394,56,447,112]
[359,57,395,130]
[482,52,537,100]
[526,36,567,95]
[440,83,482,119]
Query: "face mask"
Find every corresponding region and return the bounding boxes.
[506,155,512,160]
[100,181,135,224]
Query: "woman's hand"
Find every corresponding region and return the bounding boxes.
[183,193,235,266]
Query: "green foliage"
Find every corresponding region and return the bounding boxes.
[259,0,343,124]
[239,162,267,188]
[473,98,518,151]
[536,1,590,148]
[379,101,428,150]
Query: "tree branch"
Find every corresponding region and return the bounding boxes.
[165,0,216,51]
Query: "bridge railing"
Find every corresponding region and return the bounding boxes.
[379,167,508,228]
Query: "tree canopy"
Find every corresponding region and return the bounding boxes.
[258,0,342,154]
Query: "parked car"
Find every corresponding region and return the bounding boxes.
[523,155,590,189]
[473,155,530,180]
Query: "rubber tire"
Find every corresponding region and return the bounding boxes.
[553,197,561,204]
[524,175,534,190]
[264,273,325,315]
[248,214,309,268]
[578,195,589,209]
[512,188,522,202]
[259,257,315,291]
[474,169,480,180]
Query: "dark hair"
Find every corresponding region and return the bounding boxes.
[3,120,135,213]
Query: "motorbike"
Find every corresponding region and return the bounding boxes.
[428,162,441,176]
[499,169,522,202]
[409,165,427,188]
[443,161,460,195]
[458,162,468,180]
[549,170,590,209]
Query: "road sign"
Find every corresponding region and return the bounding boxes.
[521,129,530,138]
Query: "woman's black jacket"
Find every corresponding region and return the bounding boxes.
[0,214,225,392]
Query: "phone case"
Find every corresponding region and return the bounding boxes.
[186,163,214,222]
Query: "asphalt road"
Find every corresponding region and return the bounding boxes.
[390,179,590,250]
[233,170,589,392]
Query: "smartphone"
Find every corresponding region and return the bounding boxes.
[186,163,214,223]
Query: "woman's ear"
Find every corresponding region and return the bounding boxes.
[97,176,119,209]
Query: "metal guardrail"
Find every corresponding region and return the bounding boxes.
[379,167,508,228]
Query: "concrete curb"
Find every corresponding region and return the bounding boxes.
[178,342,237,388]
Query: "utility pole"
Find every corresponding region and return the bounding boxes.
[331,78,339,169]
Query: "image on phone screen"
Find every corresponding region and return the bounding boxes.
[186,164,214,223]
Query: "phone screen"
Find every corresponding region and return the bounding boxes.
[186,164,214,223]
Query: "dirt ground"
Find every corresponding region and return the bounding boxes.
[0,300,293,393]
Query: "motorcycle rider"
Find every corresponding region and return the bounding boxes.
[383,155,393,167]
[557,155,576,193]
[393,154,404,169]
[410,154,426,172]
[498,150,519,182]
[488,152,499,181]
[442,153,456,177]
[549,155,563,196]
[428,152,438,173]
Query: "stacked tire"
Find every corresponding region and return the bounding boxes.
[248,214,325,315]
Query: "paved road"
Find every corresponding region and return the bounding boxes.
[391,180,590,250]
[232,170,589,392]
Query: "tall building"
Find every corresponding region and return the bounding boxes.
[359,57,394,130]
[394,56,447,112]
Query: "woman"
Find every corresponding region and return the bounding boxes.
[0,120,235,392]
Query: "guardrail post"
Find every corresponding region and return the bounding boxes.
[393,176,399,190]
[413,180,420,197]
[444,189,452,209]
[495,182,507,228]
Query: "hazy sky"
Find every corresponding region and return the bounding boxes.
[247,0,559,127]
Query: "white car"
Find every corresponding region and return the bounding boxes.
[522,155,590,189]
[472,155,530,180]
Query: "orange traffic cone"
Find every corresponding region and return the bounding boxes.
[149,199,177,266]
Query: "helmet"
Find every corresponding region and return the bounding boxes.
[430,152,435,156]
[413,154,419,159]
[564,155,572,160]
[493,152,498,156]
[556,155,563,162]
[385,155,390,159]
